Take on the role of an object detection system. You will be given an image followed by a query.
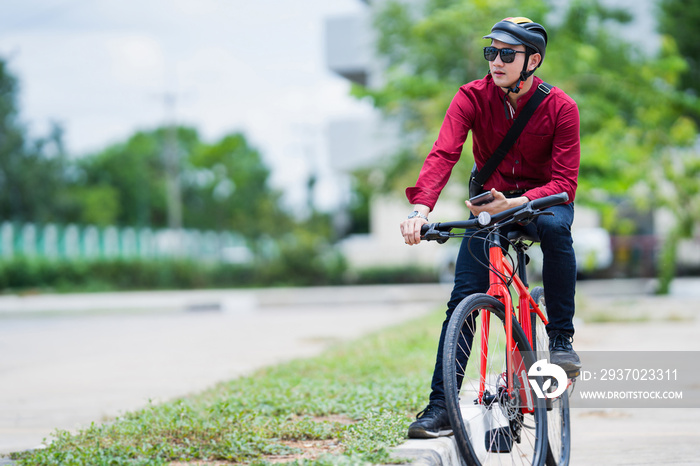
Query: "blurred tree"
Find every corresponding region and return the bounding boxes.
[658,0,700,97]
[185,132,290,238]
[75,127,200,227]
[0,58,72,223]
[75,127,294,242]
[353,0,700,290]
[1,56,341,284]
[539,1,700,248]
[344,167,375,234]
[654,0,700,292]
[353,0,549,194]
[655,142,700,293]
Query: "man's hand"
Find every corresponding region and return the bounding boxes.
[465,188,528,216]
[400,204,430,245]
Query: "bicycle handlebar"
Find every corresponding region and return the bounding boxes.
[420,192,569,242]
[530,192,569,211]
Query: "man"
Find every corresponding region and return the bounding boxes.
[399,17,582,439]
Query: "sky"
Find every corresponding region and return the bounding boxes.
[0,0,373,211]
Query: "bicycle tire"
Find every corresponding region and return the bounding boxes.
[443,293,548,466]
[531,287,571,466]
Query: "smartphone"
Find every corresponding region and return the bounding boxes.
[469,191,494,206]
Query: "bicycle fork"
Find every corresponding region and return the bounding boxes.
[479,232,541,415]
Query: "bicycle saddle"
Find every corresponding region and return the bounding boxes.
[507,227,540,243]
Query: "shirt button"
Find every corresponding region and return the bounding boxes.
[515,160,520,164]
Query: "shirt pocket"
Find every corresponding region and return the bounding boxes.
[519,131,554,170]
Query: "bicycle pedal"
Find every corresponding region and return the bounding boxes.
[566,370,580,379]
[485,427,512,453]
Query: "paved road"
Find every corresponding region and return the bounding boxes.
[0,285,448,454]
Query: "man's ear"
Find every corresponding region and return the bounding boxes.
[528,53,542,71]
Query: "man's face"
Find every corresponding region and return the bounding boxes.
[488,39,534,89]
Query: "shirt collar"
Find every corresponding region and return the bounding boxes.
[485,73,543,119]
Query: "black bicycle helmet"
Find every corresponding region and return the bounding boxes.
[484,17,548,95]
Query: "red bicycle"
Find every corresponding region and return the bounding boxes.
[421,192,574,466]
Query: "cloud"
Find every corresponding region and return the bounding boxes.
[106,34,165,88]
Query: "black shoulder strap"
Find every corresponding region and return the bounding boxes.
[472,82,552,188]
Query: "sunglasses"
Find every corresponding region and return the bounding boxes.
[483,46,526,63]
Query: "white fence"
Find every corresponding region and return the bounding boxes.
[0,222,250,263]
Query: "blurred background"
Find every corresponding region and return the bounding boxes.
[0,0,698,294]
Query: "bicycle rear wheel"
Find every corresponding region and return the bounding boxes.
[443,293,547,466]
[531,287,571,466]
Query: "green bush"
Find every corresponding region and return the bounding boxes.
[0,254,347,293]
[0,249,440,293]
[348,265,439,285]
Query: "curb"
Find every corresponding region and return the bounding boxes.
[391,437,461,466]
[0,442,462,466]
[0,283,449,316]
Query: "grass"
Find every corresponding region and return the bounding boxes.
[9,309,445,466]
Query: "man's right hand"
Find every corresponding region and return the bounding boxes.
[400,205,430,245]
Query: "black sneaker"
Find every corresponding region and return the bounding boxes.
[407,405,452,438]
[549,332,582,377]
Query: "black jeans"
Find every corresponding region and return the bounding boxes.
[428,203,576,409]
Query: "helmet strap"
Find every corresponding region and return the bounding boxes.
[507,51,534,94]
[502,52,534,119]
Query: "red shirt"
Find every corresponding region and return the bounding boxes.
[406,74,580,210]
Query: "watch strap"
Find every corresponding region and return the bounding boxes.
[408,211,429,221]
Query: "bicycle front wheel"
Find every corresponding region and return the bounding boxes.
[443,293,547,466]
[531,287,571,466]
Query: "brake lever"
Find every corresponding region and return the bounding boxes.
[512,206,554,226]
[421,224,452,244]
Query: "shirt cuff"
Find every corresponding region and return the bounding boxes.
[406,187,438,211]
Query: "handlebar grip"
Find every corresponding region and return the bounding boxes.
[530,192,569,211]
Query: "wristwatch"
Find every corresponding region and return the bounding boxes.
[407,211,429,221]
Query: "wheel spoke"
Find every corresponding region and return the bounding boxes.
[531,287,571,466]
[443,294,548,465]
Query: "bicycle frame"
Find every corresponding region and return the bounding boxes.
[478,228,549,413]
[423,192,573,465]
